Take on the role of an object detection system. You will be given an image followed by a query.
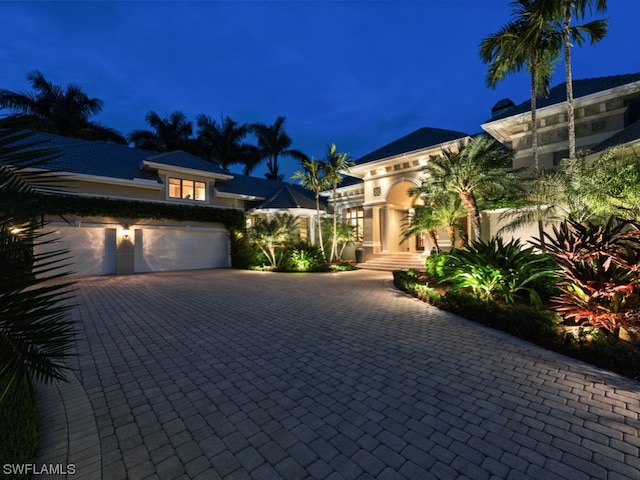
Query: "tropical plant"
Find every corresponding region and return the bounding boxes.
[281,241,325,272]
[321,217,355,260]
[0,129,76,403]
[0,70,126,144]
[128,110,195,153]
[412,134,517,240]
[535,216,640,337]
[535,0,609,159]
[425,252,457,280]
[195,114,260,173]
[480,0,561,171]
[291,157,331,258]
[322,144,355,262]
[500,148,640,241]
[246,213,299,269]
[251,116,307,181]
[443,237,558,308]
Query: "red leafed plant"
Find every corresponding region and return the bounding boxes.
[535,216,640,337]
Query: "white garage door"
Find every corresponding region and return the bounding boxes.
[134,228,229,273]
[38,226,116,276]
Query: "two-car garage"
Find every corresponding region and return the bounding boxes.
[42,221,230,276]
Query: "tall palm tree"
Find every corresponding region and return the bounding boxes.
[322,144,355,262]
[128,111,194,153]
[413,135,516,241]
[480,0,560,171]
[196,114,260,172]
[0,130,76,403]
[535,0,608,159]
[251,116,307,181]
[0,70,126,144]
[291,157,331,258]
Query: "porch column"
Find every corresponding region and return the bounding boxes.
[380,205,389,253]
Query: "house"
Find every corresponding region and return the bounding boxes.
[328,72,640,263]
[7,131,323,276]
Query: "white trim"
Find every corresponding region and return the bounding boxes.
[142,160,233,180]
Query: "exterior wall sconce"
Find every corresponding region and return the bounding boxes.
[123,225,130,240]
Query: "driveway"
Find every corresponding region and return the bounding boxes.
[37,269,640,479]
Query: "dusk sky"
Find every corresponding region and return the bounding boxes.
[1,1,637,179]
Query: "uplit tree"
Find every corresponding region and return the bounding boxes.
[480,0,560,170]
[535,0,609,159]
[414,135,516,240]
[247,213,299,269]
[291,157,331,258]
[322,144,355,262]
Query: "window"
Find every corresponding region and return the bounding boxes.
[344,207,364,242]
[168,177,206,201]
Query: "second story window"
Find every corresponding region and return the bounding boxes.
[169,178,206,201]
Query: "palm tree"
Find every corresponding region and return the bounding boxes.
[402,205,443,253]
[480,0,560,171]
[291,157,331,258]
[196,114,260,172]
[247,213,299,268]
[128,111,194,153]
[413,134,516,241]
[0,129,76,403]
[321,217,355,260]
[322,144,355,262]
[0,70,126,144]
[535,0,608,159]
[251,116,307,181]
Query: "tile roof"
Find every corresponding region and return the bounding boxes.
[254,185,318,210]
[591,119,640,152]
[7,131,229,181]
[4,130,323,208]
[355,127,469,165]
[489,72,640,121]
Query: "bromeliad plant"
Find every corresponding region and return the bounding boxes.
[442,237,557,308]
[536,216,640,337]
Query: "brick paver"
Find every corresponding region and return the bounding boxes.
[36,269,640,479]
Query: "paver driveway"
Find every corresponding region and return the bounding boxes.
[37,269,640,479]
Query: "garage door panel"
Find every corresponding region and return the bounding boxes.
[135,229,229,273]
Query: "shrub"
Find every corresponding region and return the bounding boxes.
[280,242,325,272]
[536,216,640,336]
[425,252,458,279]
[443,237,557,308]
[392,270,442,304]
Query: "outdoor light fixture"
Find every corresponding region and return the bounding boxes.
[123,225,130,240]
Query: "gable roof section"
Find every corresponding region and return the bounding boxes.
[489,72,640,121]
[144,151,230,176]
[355,127,468,165]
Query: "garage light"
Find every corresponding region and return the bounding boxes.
[123,225,130,240]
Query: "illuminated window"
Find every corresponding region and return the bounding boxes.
[168,177,206,201]
[344,207,364,242]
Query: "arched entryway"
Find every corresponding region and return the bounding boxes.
[381,180,422,252]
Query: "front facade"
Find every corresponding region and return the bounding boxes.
[329,72,640,262]
[12,132,323,276]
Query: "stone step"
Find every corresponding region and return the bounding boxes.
[357,253,427,272]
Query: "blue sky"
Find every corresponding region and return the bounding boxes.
[1,1,637,179]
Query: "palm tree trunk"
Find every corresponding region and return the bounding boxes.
[459,190,482,241]
[446,225,456,248]
[315,193,325,258]
[563,0,576,159]
[331,183,338,262]
[530,63,539,171]
[428,230,440,253]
